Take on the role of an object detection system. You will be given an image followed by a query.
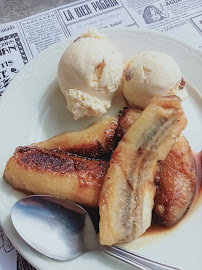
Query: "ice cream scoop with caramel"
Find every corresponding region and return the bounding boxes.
[57,30,124,120]
[122,51,187,109]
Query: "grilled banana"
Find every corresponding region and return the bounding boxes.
[4,146,110,207]
[34,108,141,159]
[34,116,118,159]
[99,96,187,245]
[154,134,197,227]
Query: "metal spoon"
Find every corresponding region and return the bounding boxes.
[11,195,182,270]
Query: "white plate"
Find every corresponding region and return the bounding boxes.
[0,29,202,270]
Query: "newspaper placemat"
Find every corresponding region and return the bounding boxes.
[0,0,202,96]
[0,0,202,269]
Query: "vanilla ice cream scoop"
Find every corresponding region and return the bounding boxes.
[57,30,124,119]
[122,51,187,109]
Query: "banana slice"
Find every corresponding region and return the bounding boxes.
[4,146,109,207]
[34,116,118,159]
[34,108,141,159]
[99,96,187,245]
[154,134,197,227]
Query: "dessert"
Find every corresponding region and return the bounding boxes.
[57,30,124,119]
[3,30,200,248]
[99,96,187,245]
[122,51,187,109]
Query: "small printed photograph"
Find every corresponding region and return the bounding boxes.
[190,14,202,33]
[143,4,169,24]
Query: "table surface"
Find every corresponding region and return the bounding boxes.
[1,0,75,24]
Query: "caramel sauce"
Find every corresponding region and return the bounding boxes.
[145,219,173,236]
[192,151,202,206]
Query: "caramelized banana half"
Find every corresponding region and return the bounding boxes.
[99,96,187,245]
[4,146,109,207]
[34,116,119,159]
[34,108,141,159]
[154,134,197,227]
[4,108,141,207]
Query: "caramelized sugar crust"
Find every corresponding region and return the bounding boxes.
[16,146,109,179]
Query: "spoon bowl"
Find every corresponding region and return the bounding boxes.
[11,195,182,270]
[11,195,101,260]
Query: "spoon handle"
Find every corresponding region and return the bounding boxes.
[103,246,183,270]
